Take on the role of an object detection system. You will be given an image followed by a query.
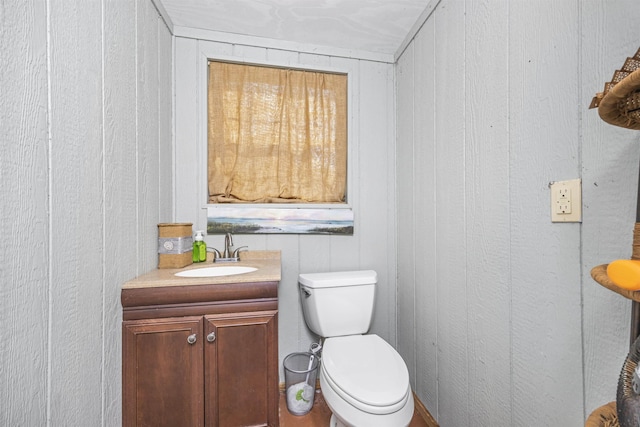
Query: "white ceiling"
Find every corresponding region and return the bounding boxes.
[159,0,431,56]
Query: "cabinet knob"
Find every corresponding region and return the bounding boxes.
[207,332,216,343]
[187,334,197,345]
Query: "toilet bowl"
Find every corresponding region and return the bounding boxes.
[320,335,414,427]
[298,270,414,427]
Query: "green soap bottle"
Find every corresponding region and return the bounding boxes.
[192,230,206,263]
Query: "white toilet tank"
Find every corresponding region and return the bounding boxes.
[298,270,377,337]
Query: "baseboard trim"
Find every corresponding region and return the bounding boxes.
[413,392,439,427]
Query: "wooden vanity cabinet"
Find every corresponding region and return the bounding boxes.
[121,281,279,427]
[123,316,205,426]
[205,311,277,427]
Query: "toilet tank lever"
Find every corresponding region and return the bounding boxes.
[301,287,311,298]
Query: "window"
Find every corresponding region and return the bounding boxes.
[207,61,348,204]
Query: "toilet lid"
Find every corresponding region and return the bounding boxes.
[322,335,410,409]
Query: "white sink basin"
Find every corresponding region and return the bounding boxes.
[175,266,257,278]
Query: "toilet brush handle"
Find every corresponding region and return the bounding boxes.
[304,354,315,383]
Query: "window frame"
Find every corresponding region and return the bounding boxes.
[197,51,356,218]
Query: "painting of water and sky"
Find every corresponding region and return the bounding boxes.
[207,207,354,235]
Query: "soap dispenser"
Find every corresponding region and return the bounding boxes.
[192,230,206,263]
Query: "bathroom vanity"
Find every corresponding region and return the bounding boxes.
[121,251,281,427]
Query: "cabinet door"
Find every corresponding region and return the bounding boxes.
[123,317,204,427]
[204,310,278,427]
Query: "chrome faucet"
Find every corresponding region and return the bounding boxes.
[211,232,247,262]
[223,233,233,258]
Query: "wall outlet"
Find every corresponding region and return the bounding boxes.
[550,179,581,222]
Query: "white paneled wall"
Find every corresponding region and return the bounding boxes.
[509,1,584,424]
[1,2,49,425]
[397,0,640,425]
[0,0,172,425]
[173,35,397,378]
[5,0,640,425]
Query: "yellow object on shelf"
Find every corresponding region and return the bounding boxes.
[607,259,640,290]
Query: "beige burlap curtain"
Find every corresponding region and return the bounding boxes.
[208,61,347,203]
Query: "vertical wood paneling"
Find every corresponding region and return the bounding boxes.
[0,1,49,425]
[137,0,161,272]
[384,58,398,347]
[396,42,417,386]
[433,1,469,425]
[174,37,201,224]
[158,20,173,222]
[398,0,640,424]
[3,0,171,425]
[581,0,640,416]
[48,0,104,423]
[412,17,438,416]
[464,0,511,424]
[509,1,584,425]
[103,0,137,423]
[358,59,396,343]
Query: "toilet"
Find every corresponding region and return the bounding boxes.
[298,270,414,427]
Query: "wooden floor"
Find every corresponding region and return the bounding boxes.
[279,390,437,426]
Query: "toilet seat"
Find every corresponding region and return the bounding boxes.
[321,335,411,415]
